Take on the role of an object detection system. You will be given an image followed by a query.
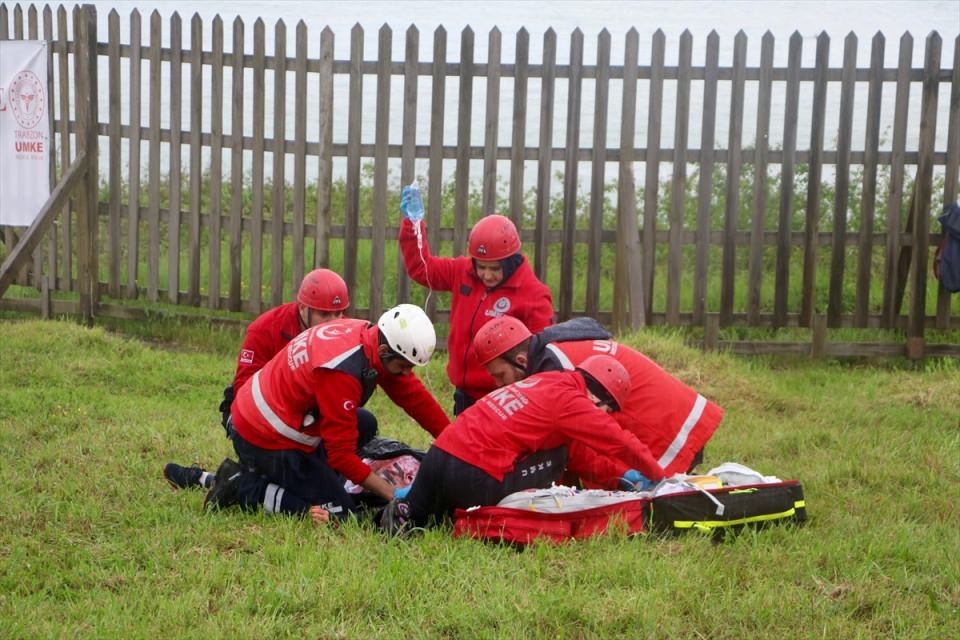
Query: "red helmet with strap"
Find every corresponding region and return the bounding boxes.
[576,355,631,412]
[468,214,522,261]
[297,268,349,311]
[473,316,532,365]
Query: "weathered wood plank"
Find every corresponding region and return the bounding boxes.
[125,10,142,298]
[167,12,182,304]
[827,33,857,327]
[145,10,163,301]
[810,313,827,358]
[747,32,773,325]
[187,13,203,306]
[720,31,746,326]
[909,33,942,340]
[881,33,913,328]
[534,29,557,282]
[693,30,719,325]
[482,27,501,217]
[270,19,286,308]
[612,28,646,332]
[291,21,307,292]
[250,18,266,313]
[586,29,610,318]
[74,5,98,323]
[315,26,334,269]
[107,10,121,297]
[396,25,419,303]
[425,26,446,319]
[227,17,244,310]
[343,24,363,304]
[43,6,57,288]
[57,6,73,292]
[559,28,584,321]
[208,15,223,309]
[27,5,42,287]
[642,30,665,325]
[667,30,692,324]
[774,32,802,327]
[854,32,884,327]
[370,24,392,320]
[509,29,529,226]
[801,32,830,327]
[453,27,474,257]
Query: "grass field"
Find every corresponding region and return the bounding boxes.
[0,317,958,638]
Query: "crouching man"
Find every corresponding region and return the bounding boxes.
[205,304,450,521]
[379,355,665,533]
[473,316,724,489]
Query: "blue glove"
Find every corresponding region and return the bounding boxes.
[400,184,424,222]
[619,469,653,491]
[393,485,411,500]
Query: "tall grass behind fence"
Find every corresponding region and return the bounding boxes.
[0,3,958,354]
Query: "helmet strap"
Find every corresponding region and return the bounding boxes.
[297,303,309,331]
[579,371,620,412]
[377,333,404,364]
[502,353,527,374]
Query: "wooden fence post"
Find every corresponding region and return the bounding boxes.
[613,28,644,332]
[811,314,827,359]
[908,33,942,356]
[704,313,720,352]
[74,4,99,325]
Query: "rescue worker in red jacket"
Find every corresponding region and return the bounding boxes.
[204,304,451,521]
[376,354,664,533]
[163,268,358,490]
[472,316,724,489]
[398,186,554,415]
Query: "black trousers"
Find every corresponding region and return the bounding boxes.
[405,445,567,527]
[453,388,477,416]
[227,408,379,518]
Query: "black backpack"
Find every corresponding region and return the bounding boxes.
[934,203,960,293]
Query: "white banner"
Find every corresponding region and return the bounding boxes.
[0,40,50,227]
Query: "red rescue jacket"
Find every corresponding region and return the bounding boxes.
[433,371,665,482]
[231,319,451,484]
[231,302,303,394]
[399,218,554,400]
[530,339,724,483]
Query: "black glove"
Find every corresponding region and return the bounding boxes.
[219,384,235,436]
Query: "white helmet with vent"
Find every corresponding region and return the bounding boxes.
[377,304,436,366]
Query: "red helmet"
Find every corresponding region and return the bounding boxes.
[473,316,533,365]
[297,268,349,311]
[468,214,521,261]
[576,355,631,412]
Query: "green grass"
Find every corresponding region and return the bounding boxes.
[1,317,958,638]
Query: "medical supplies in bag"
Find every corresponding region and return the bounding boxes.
[453,486,647,545]
[452,463,806,545]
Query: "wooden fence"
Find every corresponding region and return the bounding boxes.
[1,3,958,357]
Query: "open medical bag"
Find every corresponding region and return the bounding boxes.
[451,464,806,545]
[453,487,647,545]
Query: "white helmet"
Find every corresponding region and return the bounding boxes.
[377,304,436,366]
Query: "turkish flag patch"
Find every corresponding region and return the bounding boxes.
[239,349,255,364]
